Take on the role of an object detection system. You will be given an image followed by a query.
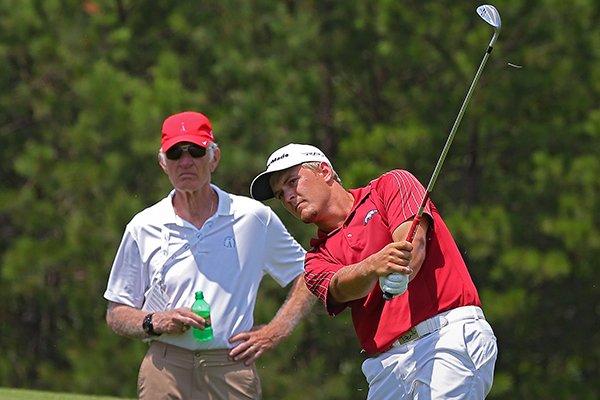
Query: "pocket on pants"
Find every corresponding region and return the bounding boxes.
[361,357,379,385]
[361,354,409,399]
[361,357,396,388]
[462,319,498,370]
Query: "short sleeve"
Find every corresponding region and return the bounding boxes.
[372,170,432,233]
[103,227,147,308]
[263,208,306,287]
[304,250,348,315]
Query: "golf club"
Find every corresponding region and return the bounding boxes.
[383,4,501,301]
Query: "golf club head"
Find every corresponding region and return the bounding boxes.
[477,5,501,48]
[477,5,501,29]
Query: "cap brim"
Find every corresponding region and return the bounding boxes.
[250,171,276,200]
[250,155,313,200]
[162,135,212,152]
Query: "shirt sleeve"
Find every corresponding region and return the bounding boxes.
[103,227,147,308]
[304,250,347,315]
[263,208,306,287]
[374,170,433,233]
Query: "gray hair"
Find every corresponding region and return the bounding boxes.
[158,141,219,163]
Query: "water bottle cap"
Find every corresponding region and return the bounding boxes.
[195,291,204,300]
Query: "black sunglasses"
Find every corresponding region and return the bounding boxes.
[166,144,207,160]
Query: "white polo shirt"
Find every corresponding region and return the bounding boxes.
[104,185,306,350]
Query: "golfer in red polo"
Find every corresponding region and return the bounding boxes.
[251,143,498,399]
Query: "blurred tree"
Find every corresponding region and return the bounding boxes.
[0,0,598,399]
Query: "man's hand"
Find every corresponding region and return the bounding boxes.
[372,241,413,300]
[227,276,314,366]
[368,240,414,276]
[106,303,204,339]
[228,325,279,366]
[151,308,204,335]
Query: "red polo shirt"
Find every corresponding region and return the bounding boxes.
[304,170,481,354]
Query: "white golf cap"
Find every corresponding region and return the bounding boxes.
[250,143,332,200]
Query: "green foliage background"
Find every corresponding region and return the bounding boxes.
[1,0,599,399]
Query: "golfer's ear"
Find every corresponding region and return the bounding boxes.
[320,162,334,182]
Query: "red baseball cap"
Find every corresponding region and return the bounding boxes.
[161,111,215,152]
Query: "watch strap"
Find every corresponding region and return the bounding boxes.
[143,313,161,336]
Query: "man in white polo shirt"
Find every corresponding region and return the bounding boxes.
[103,112,315,399]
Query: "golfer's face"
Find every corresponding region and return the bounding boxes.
[270,164,327,223]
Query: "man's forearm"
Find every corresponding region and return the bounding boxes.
[106,302,148,339]
[328,261,377,303]
[267,276,316,341]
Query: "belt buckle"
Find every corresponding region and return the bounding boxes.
[397,327,419,345]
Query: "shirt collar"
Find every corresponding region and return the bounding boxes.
[212,184,231,216]
[309,186,371,248]
[164,184,232,227]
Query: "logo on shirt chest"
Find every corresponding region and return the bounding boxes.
[364,209,379,225]
[223,236,236,248]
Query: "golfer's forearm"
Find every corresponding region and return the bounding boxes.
[329,262,377,303]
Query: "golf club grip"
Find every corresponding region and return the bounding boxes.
[382,215,423,301]
[405,215,423,243]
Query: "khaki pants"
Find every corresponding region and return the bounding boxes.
[138,341,262,400]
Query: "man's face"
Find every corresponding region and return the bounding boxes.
[160,142,219,192]
[270,163,330,224]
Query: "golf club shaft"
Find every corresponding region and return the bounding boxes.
[383,38,497,301]
[405,47,494,242]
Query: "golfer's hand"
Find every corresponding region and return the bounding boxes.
[379,273,409,298]
[369,241,413,276]
[368,241,413,299]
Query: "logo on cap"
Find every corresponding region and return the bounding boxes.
[267,153,289,168]
[303,151,324,157]
[180,122,187,133]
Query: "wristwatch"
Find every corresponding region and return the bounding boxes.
[142,313,161,336]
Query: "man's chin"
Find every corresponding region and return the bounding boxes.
[299,210,317,224]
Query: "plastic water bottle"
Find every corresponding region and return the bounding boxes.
[191,291,213,341]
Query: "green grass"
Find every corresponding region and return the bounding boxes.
[0,388,134,400]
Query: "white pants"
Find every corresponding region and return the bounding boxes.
[361,306,497,400]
